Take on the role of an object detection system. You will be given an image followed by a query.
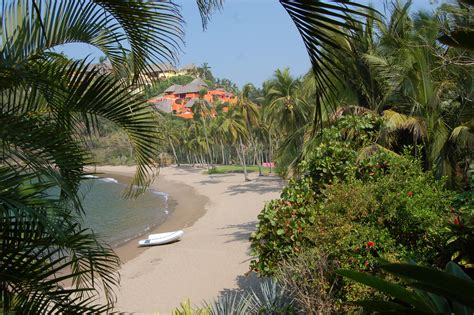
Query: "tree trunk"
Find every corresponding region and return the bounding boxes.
[202,118,213,166]
[220,139,226,165]
[193,153,198,166]
[200,152,206,167]
[239,135,250,181]
[253,141,263,176]
[268,132,273,174]
[168,137,179,166]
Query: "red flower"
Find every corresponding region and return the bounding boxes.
[407,191,414,197]
[367,241,375,248]
[454,216,461,225]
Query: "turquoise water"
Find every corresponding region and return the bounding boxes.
[80,174,169,247]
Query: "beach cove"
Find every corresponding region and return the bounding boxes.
[97,165,283,314]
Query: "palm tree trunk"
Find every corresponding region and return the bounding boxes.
[239,135,250,181]
[168,137,179,166]
[220,139,225,165]
[202,118,213,165]
[253,141,263,176]
[268,132,273,174]
[200,152,206,167]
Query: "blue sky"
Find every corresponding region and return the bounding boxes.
[61,0,438,88]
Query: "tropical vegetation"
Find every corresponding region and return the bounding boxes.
[0,0,221,313]
[1,0,473,313]
[245,1,474,313]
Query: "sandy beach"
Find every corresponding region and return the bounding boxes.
[97,165,283,314]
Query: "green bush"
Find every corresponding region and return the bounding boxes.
[301,139,357,193]
[250,177,316,275]
[251,152,454,301]
[438,191,474,273]
[301,114,381,193]
[251,115,456,303]
[309,157,452,298]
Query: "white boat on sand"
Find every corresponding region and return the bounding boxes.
[138,230,184,247]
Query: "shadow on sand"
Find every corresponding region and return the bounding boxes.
[197,174,236,185]
[221,221,256,244]
[225,177,283,196]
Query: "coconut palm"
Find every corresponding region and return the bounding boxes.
[198,62,213,81]
[193,89,214,165]
[265,69,310,135]
[0,0,222,312]
[219,106,251,181]
[374,3,474,185]
[263,69,314,174]
[158,114,183,166]
[437,0,474,51]
[237,83,262,174]
[280,0,376,122]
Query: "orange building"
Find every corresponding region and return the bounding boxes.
[148,78,236,119]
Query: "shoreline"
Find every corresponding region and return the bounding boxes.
[95,166,209,264]
[95,165,283,313]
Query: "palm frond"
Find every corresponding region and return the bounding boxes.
[280,0,378,123]
[2,1,184,84]
[449,122,474,147]
[196,0,225,30]
[0,168,120,313]
[4,57,161,196]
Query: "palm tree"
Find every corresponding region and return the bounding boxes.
[265,69,309,134]
[280,0,377,123]
[263,69,314,174]
[193,89,213,166]
[437,0,474,50]
[219,106,251,181]
[374,3,474,185]
[158,114,182,166]
[237,83,262,174]
[198,62,213,81]
[0,0,222,312]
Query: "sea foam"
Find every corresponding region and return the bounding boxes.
[152,190,169,202]
[99,177,119,183]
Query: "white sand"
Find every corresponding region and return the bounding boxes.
[97,165,283,314]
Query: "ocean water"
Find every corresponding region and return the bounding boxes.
[80,174,169,247]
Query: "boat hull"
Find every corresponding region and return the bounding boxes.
[138,230,184,246]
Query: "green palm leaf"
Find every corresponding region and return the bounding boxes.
[0,168,120,313]
[382,263,474,308]
[280,0,377,122]
[336,269,432,313]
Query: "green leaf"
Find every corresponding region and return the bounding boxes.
[382,264,474,308]
[337,269,431,312]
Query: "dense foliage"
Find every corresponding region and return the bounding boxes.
[339,261,474,314]
[0,0,222,313]
[159,1,473,313]
[250,115,458,309]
